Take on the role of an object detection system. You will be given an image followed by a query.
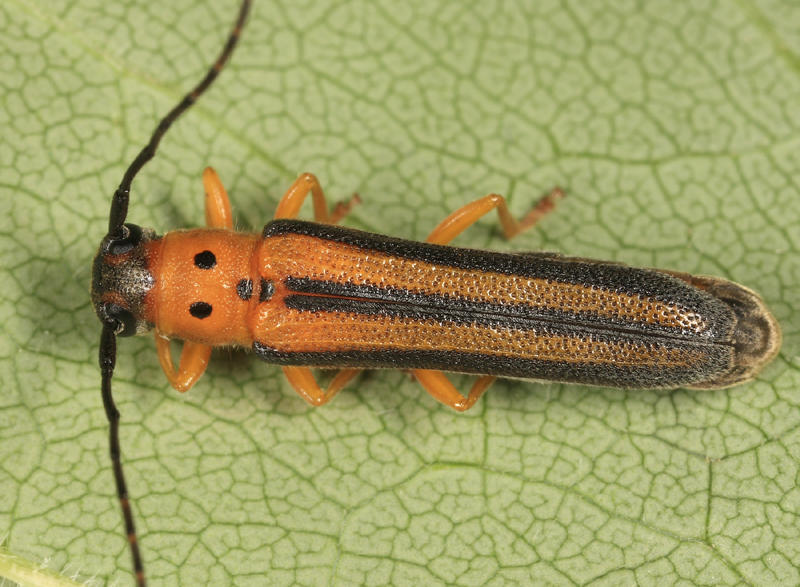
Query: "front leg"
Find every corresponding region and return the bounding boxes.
[155,335,212,392]
[203,166,234,229]
[155,167,235,391]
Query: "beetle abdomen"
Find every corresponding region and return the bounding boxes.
[251,220,780,389]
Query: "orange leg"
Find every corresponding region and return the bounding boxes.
[426,187,564,245]
[273,172,361,223]
[413,371,496,412]
[276,182,563,410]
[281,366,362,407]
[155,167,237,391]
[203,166,234,229]
[155,335,212,392]
[273,173,362,404]
[412,186,564,410]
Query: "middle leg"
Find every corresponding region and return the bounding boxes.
[273,172,360,223]
[272,172,362,405]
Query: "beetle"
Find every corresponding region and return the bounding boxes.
[90,0,781,584]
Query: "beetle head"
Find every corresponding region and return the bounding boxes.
[91,223,158,337]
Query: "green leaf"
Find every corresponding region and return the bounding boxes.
[2,0,798,585]
[0,545,84,587]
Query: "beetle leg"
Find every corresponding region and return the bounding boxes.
[273,174,362,400]
[426,187,564,245]
[147,166,230,393]
[412,370,496,412]
[150,166,227,393]
[411,189,561,408]
[155,333,212,392]
[273,172,360,223]
[281,366,362,407]
[202,167,234,229]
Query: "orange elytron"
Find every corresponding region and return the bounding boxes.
[89,1,781,585]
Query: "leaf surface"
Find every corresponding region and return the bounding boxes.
[1,0,798,585]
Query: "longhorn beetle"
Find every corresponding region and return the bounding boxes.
[91,0,781,584]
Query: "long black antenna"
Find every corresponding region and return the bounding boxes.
[107,0,251,236]
[99,2,251,585]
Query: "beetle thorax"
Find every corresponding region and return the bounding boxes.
[147,229,260,347]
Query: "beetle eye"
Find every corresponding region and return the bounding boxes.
[105,223,143,256]
[103,302,137,337]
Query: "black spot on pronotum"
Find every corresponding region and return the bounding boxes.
[237,278,253,301]
[259,278,275,302]
[190,301,213,319]
[194,250,216,269]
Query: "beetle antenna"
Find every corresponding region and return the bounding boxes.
[107,0,251,235]
[100,2,251,585]
[99,324,146,586]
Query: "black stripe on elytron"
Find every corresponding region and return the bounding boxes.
[262,219,735,340]
[283,276,718,341]
[252,343,731,389]
[282,293,735,350]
